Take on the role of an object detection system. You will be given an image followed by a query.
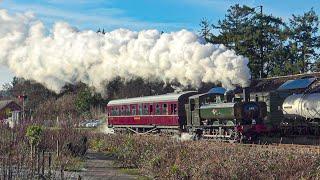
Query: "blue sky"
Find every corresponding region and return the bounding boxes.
[0,0,320,88]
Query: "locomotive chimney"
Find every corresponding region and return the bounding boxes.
[243,87,250,102]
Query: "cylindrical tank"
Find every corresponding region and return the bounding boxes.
[282,93,320,119]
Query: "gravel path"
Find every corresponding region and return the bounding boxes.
[77,151,138,180]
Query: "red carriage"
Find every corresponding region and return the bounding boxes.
[107,91,197,133]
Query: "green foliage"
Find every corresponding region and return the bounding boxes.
[202,4,320,78]
[208,4,288,78]
[288,8,319,73]
[75,88,93,115]
[26,125,43,146]
[90,138,105,152]
[199,18,213,42]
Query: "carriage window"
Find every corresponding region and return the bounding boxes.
[111,107,114,116]
[143,105,148,115]
[169,104,173,114]
[121,106,125,115]
[125,105,130,115]
[169,104,177,115]
[149,104,153,115]
[115,107,119,116]
[156,104,160,115]
[162,104,167,115]
[139,104,143,115]
[132,105,136,115]
[173,104,177,114]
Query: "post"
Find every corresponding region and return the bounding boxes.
[60,165,64,180]
[259,5,263,78]
[41,150,45,176]
[56,139,59,157]
[22,97,25,120]
[37,149,40,179]
[48,153,52,177]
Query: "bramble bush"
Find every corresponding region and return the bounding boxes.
[98,134,320,180]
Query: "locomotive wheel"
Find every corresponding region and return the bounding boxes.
[191,129,203,141]
[228,129,241,143]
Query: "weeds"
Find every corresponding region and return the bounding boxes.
[97,134,320,180]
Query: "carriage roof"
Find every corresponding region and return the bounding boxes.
[108,91,196,106]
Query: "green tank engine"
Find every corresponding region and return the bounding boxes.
[185,88,267,141]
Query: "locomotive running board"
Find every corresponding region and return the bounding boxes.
[203,134,232,138]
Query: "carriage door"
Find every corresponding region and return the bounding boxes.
[149,104,154,115]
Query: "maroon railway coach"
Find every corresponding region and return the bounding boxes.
[107,91,197,133]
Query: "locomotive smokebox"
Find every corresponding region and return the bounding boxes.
[243,87,250,102]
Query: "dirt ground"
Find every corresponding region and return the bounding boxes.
[68,151,140,180]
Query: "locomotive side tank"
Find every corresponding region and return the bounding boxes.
[282,93,320,119]
[200,102,266,121]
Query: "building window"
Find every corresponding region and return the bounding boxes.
[162,103,167,115]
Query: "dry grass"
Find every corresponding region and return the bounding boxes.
[94,134,320,180]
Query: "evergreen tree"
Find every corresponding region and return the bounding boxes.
[75,87,93,116]
[288,9,320,73]
[199,18,212,42]
[206,4,288,78]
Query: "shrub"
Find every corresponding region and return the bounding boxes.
[90,138,105,152]
[99,134,320,180]
[26,125,43,146]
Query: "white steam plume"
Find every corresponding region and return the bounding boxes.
[0,9,251,93]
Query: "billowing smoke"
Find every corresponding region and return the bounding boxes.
[0,9,251,93]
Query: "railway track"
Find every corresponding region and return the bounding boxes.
[211,141,320,154]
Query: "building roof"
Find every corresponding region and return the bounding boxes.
[248,72,320,93]
[277,78,316,91]
[108,91,196,106]
[0,100,16,110]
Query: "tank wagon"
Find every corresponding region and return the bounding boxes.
[281,93,320,136]
[107,87,267,141]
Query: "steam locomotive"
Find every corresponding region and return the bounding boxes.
[107,87,267,141]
